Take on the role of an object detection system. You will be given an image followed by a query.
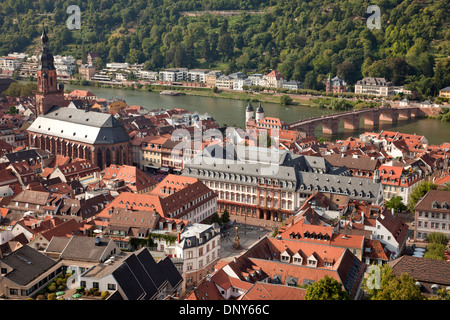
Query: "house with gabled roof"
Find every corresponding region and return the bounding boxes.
[239,281,307,300]
[7,160,37,187]
[27,218,86,251]
[210,235,366,300]
[10,216,66,242]
[100,164,157,194]
[389,255,450,297]
[0,245,63,299]
[185,267,253,300]
[6,189,62,216]
[77,247,182,300]
[378,164,423,204]
[414,190,450,242]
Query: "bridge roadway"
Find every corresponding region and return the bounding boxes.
[289,106,421,135]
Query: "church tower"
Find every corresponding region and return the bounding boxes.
[34,27,65,117]
[326,74,332,93]
[245,101,254,123]
[255,102,264,122]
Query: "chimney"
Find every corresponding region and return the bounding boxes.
[234,257,237,264]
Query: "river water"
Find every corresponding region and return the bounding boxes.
[65,84,450,145]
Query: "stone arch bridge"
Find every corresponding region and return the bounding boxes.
[289,106,422,135]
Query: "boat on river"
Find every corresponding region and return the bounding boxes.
[160,90,185,96]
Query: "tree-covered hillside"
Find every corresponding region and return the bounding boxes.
[0,0,449,96]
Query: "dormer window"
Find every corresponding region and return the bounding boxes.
[281,250,291,263]
[307,254,317,267]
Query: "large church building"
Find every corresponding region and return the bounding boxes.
[27,29,131,169]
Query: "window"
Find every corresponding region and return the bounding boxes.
[308,259,316,266]
[107,283,116,290]
[92,282,99,289]
[9,289,18,295]
[1,268,7,274]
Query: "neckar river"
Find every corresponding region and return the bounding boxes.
[65,84,450,145]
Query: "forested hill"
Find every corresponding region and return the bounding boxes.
[0,0,449,96]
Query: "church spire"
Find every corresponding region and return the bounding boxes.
[35,25,64,117]
[39,25,55,70]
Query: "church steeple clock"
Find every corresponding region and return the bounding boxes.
[35,27,65,117]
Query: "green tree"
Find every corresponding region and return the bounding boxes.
[408,181,438,213]
[336,61,358,85]
[6,105,18,115]
[305,275,350,300]
[424,243,446,260]
[209,212,221,225]
[426,232,449,246]
[385,196,407,213]
[330,98,353,111]
[364,264,424,300]
[280,94,293,105]
[218,33,234,61]
[2,82,21,97]
[93,57,104,70]
[221,209,230,224]
[304,71,319,90]
[271,227,279,237]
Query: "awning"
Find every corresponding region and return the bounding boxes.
[145,165,160,170]
[160,167,169,172]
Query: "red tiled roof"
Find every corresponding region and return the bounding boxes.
[265,70,285,80]
[363,238,390,261]
[239,282,306,300]
[39,218,85,241]
[69,90,96,97]
[102,164,157,193]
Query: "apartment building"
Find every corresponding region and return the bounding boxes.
[205,70,222,88]
[215,75,233,90]
[187,69,209,83]
[354,77,395,96]
[159,68,188,82]
[414,190,450,242]
[183,148,384,224]
[378,164,423,205]
[177,223,221,293]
